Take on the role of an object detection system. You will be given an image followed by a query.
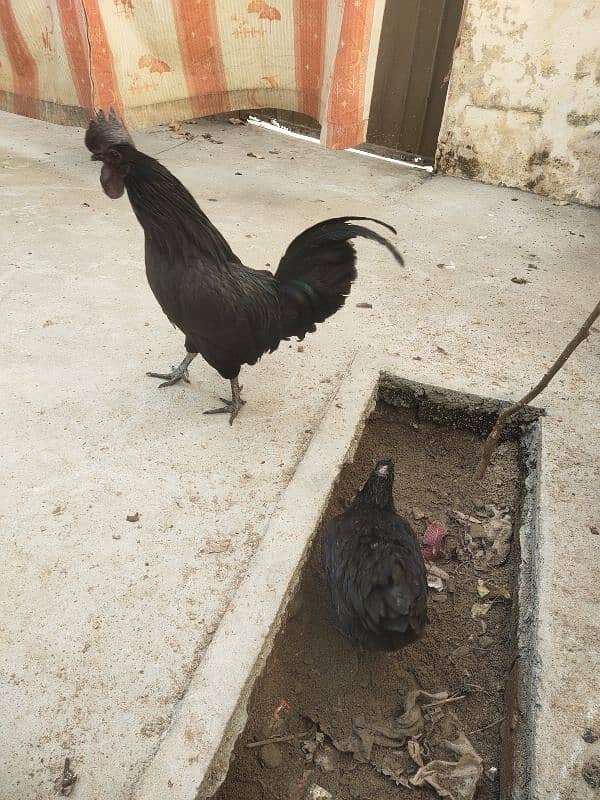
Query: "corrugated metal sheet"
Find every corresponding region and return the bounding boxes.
[367,0,464,163]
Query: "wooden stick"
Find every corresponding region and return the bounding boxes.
[246,731,311,749]
[422,694,465,709]
[475,299,600,480]
[469,716,505,735]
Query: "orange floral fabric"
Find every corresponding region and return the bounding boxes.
[0,0,385,149]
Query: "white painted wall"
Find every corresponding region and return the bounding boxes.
[437,0,600,206]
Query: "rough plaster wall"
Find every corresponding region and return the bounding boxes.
[436,0,600,206]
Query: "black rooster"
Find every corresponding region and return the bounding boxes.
[85,110,404,423]
[322,460,427,651]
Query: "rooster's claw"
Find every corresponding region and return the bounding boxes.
[146,353,197,388]
[203,379,245,424]
[146,366,191,387]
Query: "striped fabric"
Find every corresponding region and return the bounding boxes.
[0,0,386,149]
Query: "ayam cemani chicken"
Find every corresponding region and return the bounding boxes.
[322,460,428,651]
[85,110,404,423]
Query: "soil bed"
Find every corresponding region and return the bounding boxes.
[213,400,528,800]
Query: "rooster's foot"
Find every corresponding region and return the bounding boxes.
[204,379,245,425]
[147,353,197,388]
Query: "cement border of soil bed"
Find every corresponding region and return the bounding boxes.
[380,372,544,800]
[132,356,543,800]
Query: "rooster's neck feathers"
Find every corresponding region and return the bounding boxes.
[124,152,238,265]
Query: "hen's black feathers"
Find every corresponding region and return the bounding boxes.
[322,460,428,652]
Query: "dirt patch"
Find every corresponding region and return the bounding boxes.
[213,401,525,800]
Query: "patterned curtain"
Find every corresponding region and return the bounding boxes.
[0,0,386,149]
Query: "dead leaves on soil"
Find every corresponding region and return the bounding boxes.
[307,689,485,800]
[452,505,513,571]
[410,733,483,800]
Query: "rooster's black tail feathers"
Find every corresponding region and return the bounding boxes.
[275,217,403,342]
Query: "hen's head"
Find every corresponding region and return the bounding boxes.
[85,108,136,199]
[354,459,396,511]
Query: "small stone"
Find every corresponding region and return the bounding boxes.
[582,755,600,788]
[127,512,140,522]
[112,533,121,540]
[478,635,494,649]
[259,743,282,769]
[412,507,427,520]
[589,525,599,536]
[583,729,598,744]
[314,748,335,772]
[306,785,333,800]
[355,302,372,309]
[297,345,304,352]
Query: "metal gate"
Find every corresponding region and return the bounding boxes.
[367,0,464,164]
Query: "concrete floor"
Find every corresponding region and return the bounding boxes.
[0,111,598,800]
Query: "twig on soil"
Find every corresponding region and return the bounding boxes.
[58,757,77,795]
[475,299,600,480]
[422,694,466,710]
[246,730,311,749]
[469,716,505,734]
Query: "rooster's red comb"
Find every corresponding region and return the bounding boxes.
[85,107,134,154]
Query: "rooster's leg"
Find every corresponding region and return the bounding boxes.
[204,377,246,425]
[147,352,197,388]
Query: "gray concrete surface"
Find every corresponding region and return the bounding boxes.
[0,111,598,800]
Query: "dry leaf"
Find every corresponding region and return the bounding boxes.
[408,738,424,767]
[373,750,410,787]
[483,507,513,567]
[451,510,482,525]
[247,152,265,159]
[410,733,483,800]
[306,785,332,800]
[321,689,448,763]
[228,117,246,125]
[168,120,181,131]
[470,602,492,620]
[427,575,444,592]
[172,130,194,140]
[477,579,510,600]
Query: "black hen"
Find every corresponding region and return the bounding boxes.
[85,110,404,422]
[322,460,427,651]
